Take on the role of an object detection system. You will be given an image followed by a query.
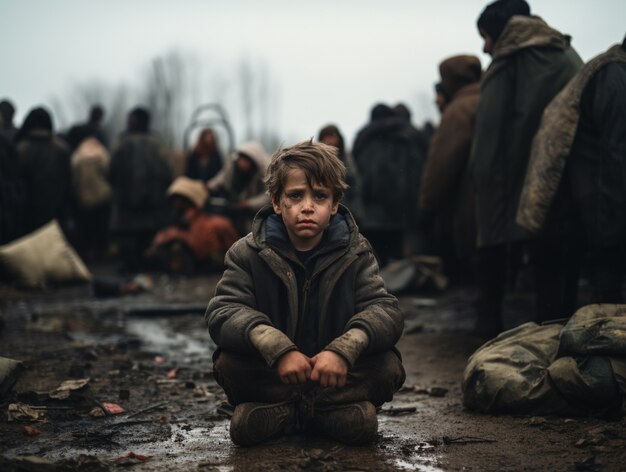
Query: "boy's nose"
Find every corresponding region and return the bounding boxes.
[302,197,314,211]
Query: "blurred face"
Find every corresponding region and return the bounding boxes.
[480,29,494,56]
[435,92,448,114]
[320,133,340,149]
[202,131,215,148]
[236,154,255,174]
[272,168,338,251]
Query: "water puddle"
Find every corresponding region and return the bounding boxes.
[125,317,211,363]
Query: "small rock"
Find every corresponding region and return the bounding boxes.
[528,417,547,427]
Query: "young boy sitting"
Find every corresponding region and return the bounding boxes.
[206,140,405,446]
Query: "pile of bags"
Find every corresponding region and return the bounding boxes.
[463,304,626,416]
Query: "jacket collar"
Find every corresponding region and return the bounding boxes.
[249,204,360,256]
[492,15,570,61]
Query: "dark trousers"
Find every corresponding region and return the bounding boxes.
[213,350,405,408]
[476,239,580,335]
[587,245,626,303]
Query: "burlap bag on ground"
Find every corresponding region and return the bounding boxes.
[462,322,570,414]
[548,356,622,414]
[559,304,626,357]
[0,220,91,288]
[558,304,626,399]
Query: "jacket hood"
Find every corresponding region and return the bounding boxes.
[247,204,362,254]
[439,55,482,99]
[235,141,271,173]
[492,15,571,61]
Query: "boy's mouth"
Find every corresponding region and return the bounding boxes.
[297,219,316,225]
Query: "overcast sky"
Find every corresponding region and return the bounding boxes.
[1,0,624,149]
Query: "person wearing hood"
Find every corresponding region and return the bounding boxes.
[207,140,271,235]
[15,106,72,234]
[470,0,582,336]
[420,55,482,286]
[518,36,626,305]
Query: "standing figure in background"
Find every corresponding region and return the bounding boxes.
[352,103,424,266]
[420,55,482,286]
[317,124,361,220]
[67,124,112,261]
[185,128,223,184]
[207,141,270,235]
[470,0,582,336]
[15,107,72,234]
[0,99,18,142]
[86,105,109,150]
[0,132,24,245]
[518,36,626,305]
[109,107,173,272]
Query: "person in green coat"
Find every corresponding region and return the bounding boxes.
[470,0,582,337]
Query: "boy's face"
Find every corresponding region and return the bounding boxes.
[272,168,338,251]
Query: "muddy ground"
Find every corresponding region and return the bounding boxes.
[1,266,625,471]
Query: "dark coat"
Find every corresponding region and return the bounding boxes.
[109,133,172,232]
[352,115,425,231]
[568,61,626,247]
[16,130,71,234]
[0,134,24,243]
[420,63,481,258]
[206,205,403,366]
[184,150,223,183]
[517,43,626,249]
[470,16,582,247]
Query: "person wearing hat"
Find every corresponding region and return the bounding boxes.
[470,0,583,337]
[146,176,239,273]
[419,55,482,287]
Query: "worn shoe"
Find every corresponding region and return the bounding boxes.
[314,401,378,445]
[229,401,297,446]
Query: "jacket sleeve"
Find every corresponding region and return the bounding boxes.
[205,240,284,355]
[420,103,473,210]
[344,240,404,354]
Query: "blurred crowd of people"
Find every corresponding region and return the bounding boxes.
[0,0,624,338]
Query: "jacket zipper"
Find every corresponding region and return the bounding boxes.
[296,277,311,345]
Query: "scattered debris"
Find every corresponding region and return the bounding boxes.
[90,407,107,418]
[115,452,150,466]
[0,356,24,396]
[7,403,46,422]
[167,368,179,379]
[378,406,417,416]
[49,378,91,400]
[155,356,166,365]
[23,425,42,436]
[442,436,497,445]
[414,386,449,397]
[126,401,168,418]
[103,402,125,415]
[528,417,548,427]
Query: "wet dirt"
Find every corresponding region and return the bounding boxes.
[1,270,625,471]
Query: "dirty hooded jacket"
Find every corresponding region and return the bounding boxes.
[206,205,404,367]
[470,15,582,247]
[420,55,481,258]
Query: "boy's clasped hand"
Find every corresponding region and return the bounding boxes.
[276,350,348,388]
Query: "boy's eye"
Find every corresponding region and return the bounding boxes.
[314,192,329,200]
[287,192,303,200]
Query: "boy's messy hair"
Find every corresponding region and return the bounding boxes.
[265,140,348,203]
